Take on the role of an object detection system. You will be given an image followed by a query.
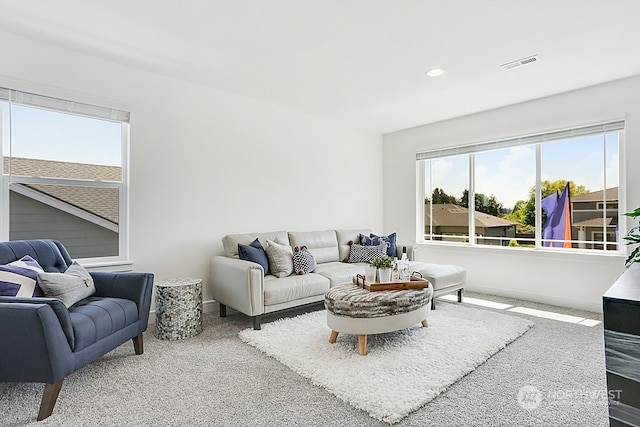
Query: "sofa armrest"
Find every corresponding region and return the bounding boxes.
[0,296,75,349]
[0,302,75,383]
[210,256,264,317]
[90,272,154,332]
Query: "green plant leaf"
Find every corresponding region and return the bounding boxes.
[624,208,640,218]
[626,247,640,267]
[624,207,640,267]
[624,234,640,245]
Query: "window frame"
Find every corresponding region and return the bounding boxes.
[416,120,625,254]
[0,87,130,266]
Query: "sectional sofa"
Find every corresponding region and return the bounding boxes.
[209,229,466,329]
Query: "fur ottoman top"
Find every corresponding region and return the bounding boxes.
[324,283,432,318]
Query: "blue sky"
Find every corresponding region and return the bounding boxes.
[428,133,619,210]
[2,105,122,167]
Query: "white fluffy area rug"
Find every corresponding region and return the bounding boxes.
[239,302,534,424]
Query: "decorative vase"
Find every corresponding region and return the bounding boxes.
[378,267,392,283]
[364,265,377,283]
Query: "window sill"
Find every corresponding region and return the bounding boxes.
[80,260,134,272]
[416,240,626,261]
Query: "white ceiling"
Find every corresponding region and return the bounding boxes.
[1,1,640,134]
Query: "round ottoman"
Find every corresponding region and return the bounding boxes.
[324,283,433,356]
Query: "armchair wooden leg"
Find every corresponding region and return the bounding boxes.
[38,380,63,421]
[132,334,144,355]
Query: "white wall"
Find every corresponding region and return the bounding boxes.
[383,75,640,313]
[0,30,383,305]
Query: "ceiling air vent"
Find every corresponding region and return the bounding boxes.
[500,54,539,71]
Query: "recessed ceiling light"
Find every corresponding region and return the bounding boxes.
[426,68,445,77]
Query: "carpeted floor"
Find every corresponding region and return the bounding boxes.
[0,292,609,427]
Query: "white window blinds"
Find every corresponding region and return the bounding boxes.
[416,120,625,160]
[0,87,129,123]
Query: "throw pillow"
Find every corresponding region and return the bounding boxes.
[265,238,294,278]
[359,233,383,246]
[292,246,317,275]
[238,238,270,275]
[0,255,45,297]
[37,262,96,308]
[348,243,388,264]
[371,232,397,257]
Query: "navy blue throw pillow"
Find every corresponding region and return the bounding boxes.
[370,232,397,257]
[238,238,269,275]
[360,233,385,246]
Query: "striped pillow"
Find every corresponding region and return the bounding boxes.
[0,255,45,297]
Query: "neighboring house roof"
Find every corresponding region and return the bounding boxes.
[3,157,120,224]
[425,204,519,228]
[572,217,617,227]
[571,187,618,203]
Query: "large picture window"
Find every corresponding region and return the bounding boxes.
[418,121,623,252]
[0,88,129,262]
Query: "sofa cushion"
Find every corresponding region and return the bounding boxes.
[314,261,366,287]
[69,297,139,352]
[222,231,289,258]
[265,238,294,278]
[335,229,370,262]
[238,238,270,275]
[288,230,339,264]
[37,262,96,308]
[263,273,329,306]
[0,255,45,297]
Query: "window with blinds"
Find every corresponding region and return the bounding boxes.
[0,87,129,261]
[417,120,624,251]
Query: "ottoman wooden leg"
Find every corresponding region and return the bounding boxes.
[421,319,429,327]
[329,330,339,343]
[358,335,367,356]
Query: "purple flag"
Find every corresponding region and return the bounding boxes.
[541,191,558,246]
[542,183,572,248]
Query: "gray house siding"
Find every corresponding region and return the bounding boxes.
[10,191,118,258]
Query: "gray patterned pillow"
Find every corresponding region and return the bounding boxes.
[292,246,317,275]
[265,238,294,277]
[348,243,388,263]
[37,262,96,307]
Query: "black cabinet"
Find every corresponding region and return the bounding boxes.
[603,264,640,426]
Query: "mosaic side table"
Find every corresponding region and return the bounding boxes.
[154,277,203,340]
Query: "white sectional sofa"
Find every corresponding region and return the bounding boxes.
[209,229,466,329]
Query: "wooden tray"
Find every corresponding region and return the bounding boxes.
[353,274,430,292]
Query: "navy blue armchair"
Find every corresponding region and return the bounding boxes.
[0,240,153,421]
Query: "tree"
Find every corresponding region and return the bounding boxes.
[427,188,458,205]
[460,190,503,216]
[507,180,589,228]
